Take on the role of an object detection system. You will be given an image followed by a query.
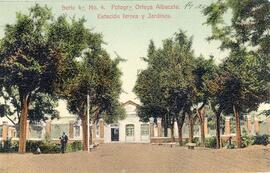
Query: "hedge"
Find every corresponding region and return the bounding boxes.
[0,140,83,153]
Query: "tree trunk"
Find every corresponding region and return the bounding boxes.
[81,114,88,151]
[170,122,175,142]
[198,107,206,147]
[216,112,221,149]
[18,94,30,153]
[177,120,183,146]
[163,116,168,137]
[188,115,194,143]
[199,117,205,147]
[233,105,242,148]
[176,114,185,146]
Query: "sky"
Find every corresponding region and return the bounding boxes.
[0,0,227,102]
[3,0,267,118]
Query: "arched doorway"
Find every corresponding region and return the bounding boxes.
[110,124,119,141]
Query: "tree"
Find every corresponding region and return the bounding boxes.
[0,5,91,153]
[134,40,169,136]
[0,86,59,130]
[203,0,270,148]
[66,49,124,151]
[192,56,217,147]
[160,32,196,144]
[135,30,199,145]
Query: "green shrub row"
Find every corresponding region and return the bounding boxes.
[204,134,270,149]
[242,134,270,147]
[0,140,83,153]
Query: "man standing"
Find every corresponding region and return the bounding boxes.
[60,132,68,153]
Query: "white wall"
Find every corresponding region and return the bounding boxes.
[104,101,150,143]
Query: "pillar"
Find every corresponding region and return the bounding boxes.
[10,128,14,138]
[99,119,104,139]
[2,121,8,141]
[45,120,51,137]
[267,118,270,134]
[157,118,162,137]
[204,117,208,136]
[149,117,154,137]
[69,121,74,139]
[247,115,252,134]
[225,116,231,135]
[254,117,260,134]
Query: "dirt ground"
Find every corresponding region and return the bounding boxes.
[0,143,270,173]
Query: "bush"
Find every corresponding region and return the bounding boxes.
[26,140,43,152]
[192,137,201,146]
[0,138,18,153]
[66,144,73,152]
[26,141,83,153]
[253,134,270,146]
[0,140,84,153]
[39,143,61,153]
[183,138,189,145]
[241,135,254,148]
[221,138,227,148]
[71,141,82,151]
[205,137,216,148]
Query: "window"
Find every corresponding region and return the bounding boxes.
[74,126,80,137]
[126,124,134,137]
[51,124,69,139]
[96,123,100,137]
[141,124,149,136]
[29,124,43,139]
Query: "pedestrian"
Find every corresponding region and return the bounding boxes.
[59,132,68,153]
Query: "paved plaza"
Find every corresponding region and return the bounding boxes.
[0,144,270,173]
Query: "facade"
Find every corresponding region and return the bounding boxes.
[1,100,270,145]
[104,100,150,143]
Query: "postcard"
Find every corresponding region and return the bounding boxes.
[0,0,269,173]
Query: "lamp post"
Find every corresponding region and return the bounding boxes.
[87,93,90,153]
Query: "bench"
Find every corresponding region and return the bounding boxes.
[186,142,196,149]
[89,144,94,151]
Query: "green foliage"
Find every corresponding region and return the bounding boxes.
[192,137,201,146]
[203,0,270,112]
[0,140,83,153]
[0,4,119,152]
[203,0,270,53]
[103,102,126,124]
[65,143,73,152]
[226,143,235,149]
[205,137,216,148]
[44,133,51,144]
[26,140,43,152]
[71,141,82,151]
[134,30,202,136]
[28,93,59,123]
[183,138,189,146]
[203,0,270,148]
[0,138,18,152]
[253,134,270,146]
[65,48,124,124]
[134,30,219,141]
[0,4,60,96]
[241,135,254,148]
[38,143,61,153]
[0,87,59,125]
